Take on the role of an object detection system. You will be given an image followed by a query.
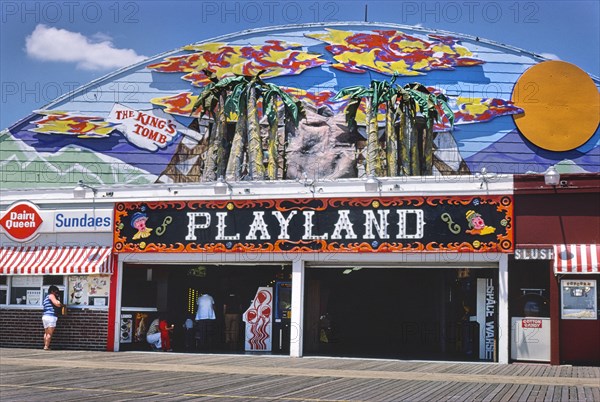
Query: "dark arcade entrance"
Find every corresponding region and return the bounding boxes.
[120,263,498,361]
[304,267,497,362]
[120,263,291,354]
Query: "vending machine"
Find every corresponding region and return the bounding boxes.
[273,282,291,353]
[511,288,551,362]
[120,314,133,344]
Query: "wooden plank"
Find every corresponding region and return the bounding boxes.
[498,383,523,402]
[468,382,499,401]
[2,348,600,402]
[511,383,535,401]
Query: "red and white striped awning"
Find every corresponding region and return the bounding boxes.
[0,246,112,275]
[553,244,599,274]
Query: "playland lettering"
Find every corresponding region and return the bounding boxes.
[185,209,425,241]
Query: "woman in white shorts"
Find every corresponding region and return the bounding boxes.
[42,285,63,350]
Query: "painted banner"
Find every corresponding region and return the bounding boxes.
[107,104,201,151]
[113,195,513,253]
[243,287,273,352]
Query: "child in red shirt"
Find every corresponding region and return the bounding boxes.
[159,318,174,352]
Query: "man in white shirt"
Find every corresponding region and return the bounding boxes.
[195,293,216,350]
[195,294,216,320]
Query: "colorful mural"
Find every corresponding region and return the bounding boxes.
[1,23,598,188]
[305,29,484,75]
[149,88,523,128]
[147,41,327,87]
[30,111,117,138]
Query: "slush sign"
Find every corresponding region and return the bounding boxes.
[0,201,43,242]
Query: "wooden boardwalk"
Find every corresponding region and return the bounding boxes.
[1,348,598,401]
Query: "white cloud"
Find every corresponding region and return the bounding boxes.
[90,32,114,43]
[539,52,561,61]
[25,24,147,71]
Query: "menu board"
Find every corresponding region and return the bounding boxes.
[12,276,42,288]
[67,275,110,306]
[26,290,41,305]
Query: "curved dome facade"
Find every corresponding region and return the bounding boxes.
[2,22,599,188]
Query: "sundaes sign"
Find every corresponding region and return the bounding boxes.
[0,201,43,242]
[114,196,513,253]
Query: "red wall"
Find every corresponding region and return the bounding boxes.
[515,173,600,364]
[514,180,600,245]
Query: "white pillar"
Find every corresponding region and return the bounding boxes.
[498,254,509,364]
[289,259,305,357]
[113,259,124,352]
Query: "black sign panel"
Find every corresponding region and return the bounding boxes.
[114,196,513,253]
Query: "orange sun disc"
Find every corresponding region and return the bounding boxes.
[512,60,599,152]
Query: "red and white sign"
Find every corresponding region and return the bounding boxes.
[522,319,543,329]
[0,201,43,242]
[108,104,200,152]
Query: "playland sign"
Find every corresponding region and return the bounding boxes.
[114,196,513,253]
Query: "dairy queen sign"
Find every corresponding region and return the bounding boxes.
[0,201,43,242]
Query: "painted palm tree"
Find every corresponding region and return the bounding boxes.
[336,78,454,177]
[396,85,419,176]
[334,83,384,177]
[377,75,401,177]
[191,70,238,181]
[262,83,305,180]
[400,83,454,175]
[224,79,249,181]
[196,71,306,181]
[245,73,266,180]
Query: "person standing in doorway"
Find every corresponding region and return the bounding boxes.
[195,293,216,350]
[42,285,63,350]
[223,293,242,348]
[183,314,195,351]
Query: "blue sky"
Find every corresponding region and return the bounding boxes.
[1,0,598,129]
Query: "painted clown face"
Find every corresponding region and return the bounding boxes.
[133,216,148,231]
[471,215,486,230]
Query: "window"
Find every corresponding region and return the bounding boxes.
[2,275,110,307]
[561,279,597,320]
[10,276,43,305]
[0,276,7,305]
[8,276,66,306]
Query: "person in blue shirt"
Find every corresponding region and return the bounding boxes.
[42,285,63,350]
